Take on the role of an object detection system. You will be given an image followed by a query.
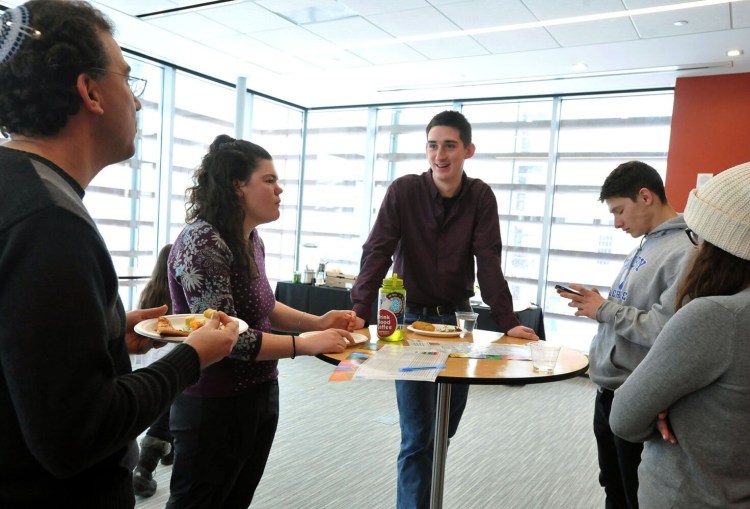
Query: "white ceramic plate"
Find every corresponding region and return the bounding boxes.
[299,331,369,345]
[407,325,463,337]
[134,314,249,343]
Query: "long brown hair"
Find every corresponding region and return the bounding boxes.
[676,242,750,310]
[184,134,272,275]
[139,244,173,311]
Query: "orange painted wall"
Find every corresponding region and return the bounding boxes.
[665,72,750,211]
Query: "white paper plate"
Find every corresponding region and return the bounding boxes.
[407,325,463,337]
[134,314,249,343]
[299,331,368,345]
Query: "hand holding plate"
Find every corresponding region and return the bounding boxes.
[125,305,169,355]
[184,311,239,368]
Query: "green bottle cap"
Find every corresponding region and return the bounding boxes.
[382,273,403,288]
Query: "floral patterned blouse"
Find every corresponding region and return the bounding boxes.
[168,219,277,397]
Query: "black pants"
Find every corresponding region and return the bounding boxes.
[145,408,171,443]
[593,387,643,509]
[166,380,279,509]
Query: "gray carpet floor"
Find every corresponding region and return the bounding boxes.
[136,355,605,508]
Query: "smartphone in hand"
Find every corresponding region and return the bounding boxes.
[555,284,583,297]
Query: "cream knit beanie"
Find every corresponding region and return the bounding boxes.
[683,161,750,260]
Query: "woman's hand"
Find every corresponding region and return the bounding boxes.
[315,310,358,331]
[657,411,678,444]
[296,328,353,355]
[352,315,366,330]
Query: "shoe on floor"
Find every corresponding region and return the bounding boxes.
[133,469,157,498]
[161,447,174,466]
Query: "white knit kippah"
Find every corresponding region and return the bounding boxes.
[0,5,40,66]
[684,161,750,260]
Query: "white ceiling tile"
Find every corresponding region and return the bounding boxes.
[339,0,430,16]
[93,0,179,16]
[254,0,335,11]
[406,36,490,59]
[366,7,462,37]
[435,0,537,29]
[622,0,699,8]
[303,16,394,44]
[198,2,295,33]
[545,18,639,46]
[521,0,626,20]
[249,25,336,51]
[733,1,750,28]
[147,12,241,39]
[632,5,731,38]
[296,49,371,69]
[255,0,357,24]
[428,0,480,5]
[201,32,318,74]
[348,44,429,65]
[472,28,559,54]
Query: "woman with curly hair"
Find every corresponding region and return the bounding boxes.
[166,134,357,508]
[611,162,750,507]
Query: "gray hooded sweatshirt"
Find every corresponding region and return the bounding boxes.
[588,214,694,390]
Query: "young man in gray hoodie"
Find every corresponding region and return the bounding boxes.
[556,161,694,509]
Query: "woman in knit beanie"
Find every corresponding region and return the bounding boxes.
[609,161,750,508]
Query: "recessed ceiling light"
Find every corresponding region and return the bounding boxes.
[673,20,688,26]
[727,49,744,57]
[573,62,589,70]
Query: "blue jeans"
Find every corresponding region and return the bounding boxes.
[396,312,470,509]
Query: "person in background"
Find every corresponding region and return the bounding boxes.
[610,161,750,507]
[133,244,176,498]
[349,110,538,509]
[556,161,693,508]
[167,134,357,508]
[0,1,238,507]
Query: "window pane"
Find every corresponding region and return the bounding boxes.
[544,92,673,351]
[251,97,304,286]
[86,56,163,310]
[170,72,236,242]
[462,100,554,310]
[300,109,372,276]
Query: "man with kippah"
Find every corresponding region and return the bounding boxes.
[0,1,238,506]
[556,161,694,508]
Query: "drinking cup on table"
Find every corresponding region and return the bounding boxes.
[455,311,479,334]
[528,341,561,373]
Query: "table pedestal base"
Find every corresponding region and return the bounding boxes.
[430,382,451,509]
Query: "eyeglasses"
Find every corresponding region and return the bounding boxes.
[685,227,702,246]
[87,68,147,98]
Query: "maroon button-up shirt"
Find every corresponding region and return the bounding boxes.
[351,170,520,332]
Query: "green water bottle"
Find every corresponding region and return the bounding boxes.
[377,273,406,341]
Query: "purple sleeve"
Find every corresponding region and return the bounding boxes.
[169,223,262,361]
[472,186,520,332]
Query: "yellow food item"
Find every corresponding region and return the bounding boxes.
[412,321,435,332]
[203,308,218,318]
[186,316,205,330]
